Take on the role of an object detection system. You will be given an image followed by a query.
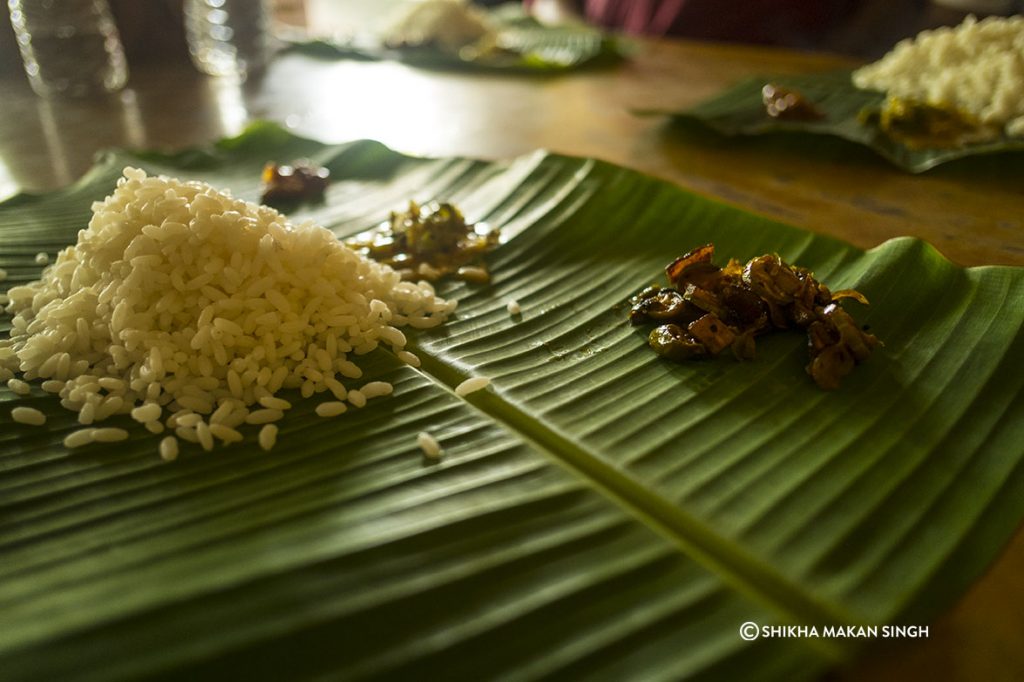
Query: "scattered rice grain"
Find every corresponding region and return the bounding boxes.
[11,406,46,426]
[41,379,64,393]
[159,436,179,461]
[63,428,96,449]
[315,401,348,417]
[417,431,442,459]
[455,376,490,397]
[91,427,128,442]
[258,423,278,451]
[360,381,393,399]
[7,378,30,395]
[397,350,421,367]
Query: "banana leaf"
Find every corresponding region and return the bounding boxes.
[646,70,1024,172]
[1,121,1022,680]
[282,4,624,72]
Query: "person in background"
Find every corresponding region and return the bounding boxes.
[528,0,861,45]
[523,0,1022,57]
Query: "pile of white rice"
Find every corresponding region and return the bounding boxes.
[853,15,1024,137]
[384,0,494,52]
[0,167,455,458]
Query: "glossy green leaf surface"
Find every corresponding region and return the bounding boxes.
[649,70,1024,172]
[1,123,1022,680]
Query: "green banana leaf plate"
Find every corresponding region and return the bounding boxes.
[283,5,624,72]
[649,70,1024,173]
[1,122,1022,680]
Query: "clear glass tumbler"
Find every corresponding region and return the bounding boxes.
[184,0,271,79]
[8,0,128,97]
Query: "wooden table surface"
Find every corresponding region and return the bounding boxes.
[0,34,1021,681]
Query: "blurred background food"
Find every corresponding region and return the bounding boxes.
[1,0,1021,82]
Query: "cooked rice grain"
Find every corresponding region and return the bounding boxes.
[64,428,96,449]
[7,378,30,395]
[315,401,348,417]
[258,423,278,451]
[417,431,442,459]
[91,427,128,443]
[397,350,421,367]
[159,436,179,461]
[359,381,393,399]
[11,406,46,425]
[455,376,490,397]
[258,395,292,411]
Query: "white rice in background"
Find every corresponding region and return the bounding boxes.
[0,167,458,457]
[853,15,1024,136]
[385,0,495,52]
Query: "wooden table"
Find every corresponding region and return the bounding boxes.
[0,35,1021,681]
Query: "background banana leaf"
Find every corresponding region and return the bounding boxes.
[282,4,624,72]
[1,122,1023,680]
[646,70,1024,172]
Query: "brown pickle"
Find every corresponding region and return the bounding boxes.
[629,243,880,389]
[762,83,824,121]
[649,324,706,361]
[629,286,701,324]
[260,161,330,205]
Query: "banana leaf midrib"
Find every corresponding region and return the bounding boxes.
[409,345,856,655]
